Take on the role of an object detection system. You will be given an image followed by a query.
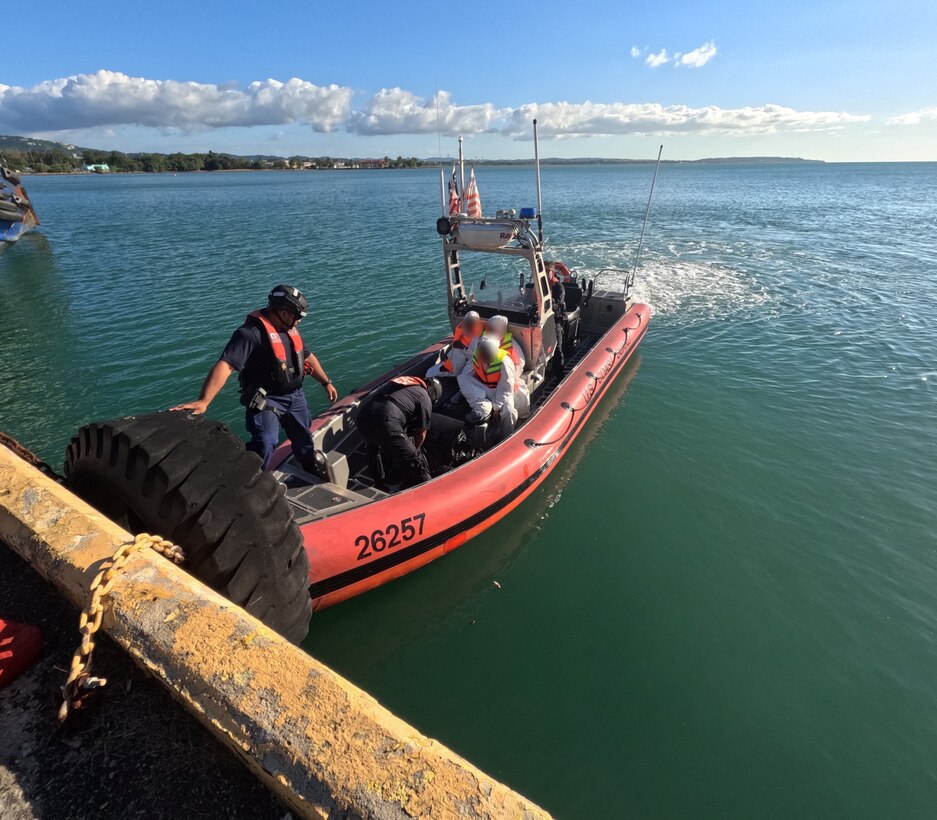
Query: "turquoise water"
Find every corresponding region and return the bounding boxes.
[2,164,937,817]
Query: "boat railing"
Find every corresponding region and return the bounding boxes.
[592,268,633,299]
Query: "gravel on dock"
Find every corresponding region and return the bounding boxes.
[0,542,292,820]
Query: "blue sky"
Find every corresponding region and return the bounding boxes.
[5,0,936,160]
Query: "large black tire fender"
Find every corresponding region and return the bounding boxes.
[64,411,312,643]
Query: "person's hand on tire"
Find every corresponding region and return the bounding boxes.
[171,400,209,414]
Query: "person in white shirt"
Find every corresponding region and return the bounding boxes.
[471,315,530,418]
[457,335,516,442]
[427,310,483,378]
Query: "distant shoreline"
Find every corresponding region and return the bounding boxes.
[21,158,937,178]
[2,133,832,175]
[21,157,836,177]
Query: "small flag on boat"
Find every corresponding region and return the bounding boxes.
[464,167,482,217]
[448,166,461,216]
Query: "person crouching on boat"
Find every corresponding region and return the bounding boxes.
[356,376,442,490]
[171,284,339,470]
[457,335,517,443]
[427,310,483,378]
[476,314,530,418]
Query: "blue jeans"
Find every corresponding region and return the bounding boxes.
[245,388,316,469]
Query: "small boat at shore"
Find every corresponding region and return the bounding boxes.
[270,128,655,610]
[61,127,658,642]
[0,167,39,243]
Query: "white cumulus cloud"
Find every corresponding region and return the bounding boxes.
[0,70,872,144]
[630,46,642,58]
[0,70,353,133]
[887,107,937,125]
[500,101,870,138]
[645,49,669,68]
[347,88,504,136]
[675,40,718,68]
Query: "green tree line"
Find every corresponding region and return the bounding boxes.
[1,148,428,174]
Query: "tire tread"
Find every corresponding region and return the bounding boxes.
[64,411,311,643]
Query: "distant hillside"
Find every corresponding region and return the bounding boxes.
[0,134,85,157]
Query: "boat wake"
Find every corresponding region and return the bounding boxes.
[550,239,773,326]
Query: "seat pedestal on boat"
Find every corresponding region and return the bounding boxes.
[273,460,387,525]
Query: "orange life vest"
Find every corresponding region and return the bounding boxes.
[475,331,521,368]
[247,309,304,387]
[453,324,474,349]
[472,346,507,387]
[441,322,479,372]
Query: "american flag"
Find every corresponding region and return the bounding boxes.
[464,167,482,218]
[448,167,461,215]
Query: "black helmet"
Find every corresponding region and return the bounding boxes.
[425,377,443,404]
[268,284,308,318]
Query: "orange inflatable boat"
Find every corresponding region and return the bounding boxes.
[269,205,651,609]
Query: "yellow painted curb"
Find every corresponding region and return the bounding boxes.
[0,444,551,819]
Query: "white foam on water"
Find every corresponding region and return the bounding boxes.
[632,256,773,324]
[551,239,774,326]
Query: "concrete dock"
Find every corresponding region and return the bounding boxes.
[0,541,290,819]
[0,443,550,819]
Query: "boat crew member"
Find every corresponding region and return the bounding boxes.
[477,314,530,418]
[457,335,517,442]
[427,310,483,378]
[356,376,442,489]
[551,260,574,284]
[547,263,568,378]
[171,284,338,470]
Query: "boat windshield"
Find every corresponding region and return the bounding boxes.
[462,253,534,314]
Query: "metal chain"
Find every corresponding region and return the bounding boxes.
[0,431,62,482]
[58,533,186,723]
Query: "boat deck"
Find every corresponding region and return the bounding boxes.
[274,331,600,525]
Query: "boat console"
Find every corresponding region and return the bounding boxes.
[275,193,637,525]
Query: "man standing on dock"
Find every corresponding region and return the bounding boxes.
[172,284,338,470]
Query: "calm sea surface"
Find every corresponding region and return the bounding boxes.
[2,163,936,818]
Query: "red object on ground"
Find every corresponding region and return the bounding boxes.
[0,619,43,688]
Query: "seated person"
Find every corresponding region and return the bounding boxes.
[457,336,516,445]
[482,315,525,369]
[427,310,483,378]
[473,315,530,418]
[357,376,442,490]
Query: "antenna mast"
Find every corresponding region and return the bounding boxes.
[458,136,465,200]
[434,82,442,166]
[629,145,663,294]
[533,119,543,243]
